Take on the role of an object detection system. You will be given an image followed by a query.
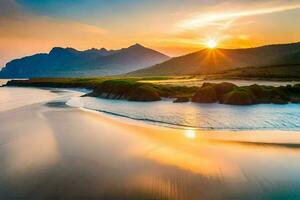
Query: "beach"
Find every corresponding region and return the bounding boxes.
[0,87,300,199]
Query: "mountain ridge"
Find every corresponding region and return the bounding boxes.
[128,42,300,76]
[0,44,170,78]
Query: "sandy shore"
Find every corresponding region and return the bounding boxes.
[1,97,300,199]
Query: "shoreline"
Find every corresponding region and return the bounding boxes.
[2,95,300,146]
[77,103,300,132]
[80,106,300,145]
[0,86,84,112]
[1,85,300,145]
[2,85,300,132]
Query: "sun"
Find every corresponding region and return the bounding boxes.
[206,39,218,49]
[184,129,196,139]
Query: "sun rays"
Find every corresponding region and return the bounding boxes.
[206,39,218,49]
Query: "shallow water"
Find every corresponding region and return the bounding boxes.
[67,96,300,131]
[0,82,83,111]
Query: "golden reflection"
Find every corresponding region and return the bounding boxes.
[126,125,242,178]
[124,121,300,181]
[5,129,60,177]
[133,175,182,200]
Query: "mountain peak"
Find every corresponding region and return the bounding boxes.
[128,43,145,49]
[85,48,108,54]
[49,47,78,55]
[100,48,108,51]
[49,47,63,54]
[134,43,144,47]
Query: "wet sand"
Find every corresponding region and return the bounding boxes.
[1,98,300,200]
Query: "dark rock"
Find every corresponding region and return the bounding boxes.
[244,84,290,104]
[192,86,217,103]
[214,82,237,98]
[88,80,161,102]
[127,85,161,101]
[246,84,273,103]
[271,96,289,104]
[292,84,300,93]
[221,89,254,105]
[192,82,236,103]
[291,98,300,103]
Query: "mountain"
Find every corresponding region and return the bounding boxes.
[128,42,300,76]
[0,44,169,78]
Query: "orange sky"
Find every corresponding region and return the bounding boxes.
[1,0,300,67]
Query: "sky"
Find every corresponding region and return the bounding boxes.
[1,0,300,67]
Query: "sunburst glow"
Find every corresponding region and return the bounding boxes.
[207,39,218,49]
[184,129,196,139]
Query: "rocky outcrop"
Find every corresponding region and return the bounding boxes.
[192,82,299,105]
[192,85,218,103]
[192,82,237,103]
[221,89,254,105]
[87,80,161,101]
[291,98,300,103]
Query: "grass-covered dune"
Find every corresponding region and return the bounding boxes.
[193,82,300,105]
[87,80,198,101]
[87,80,161,101]
[5,78,300,105]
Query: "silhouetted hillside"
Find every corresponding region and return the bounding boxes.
[0,44,169,78]
[129,42,300,76]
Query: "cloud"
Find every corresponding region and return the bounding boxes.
[175,1,300,31]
